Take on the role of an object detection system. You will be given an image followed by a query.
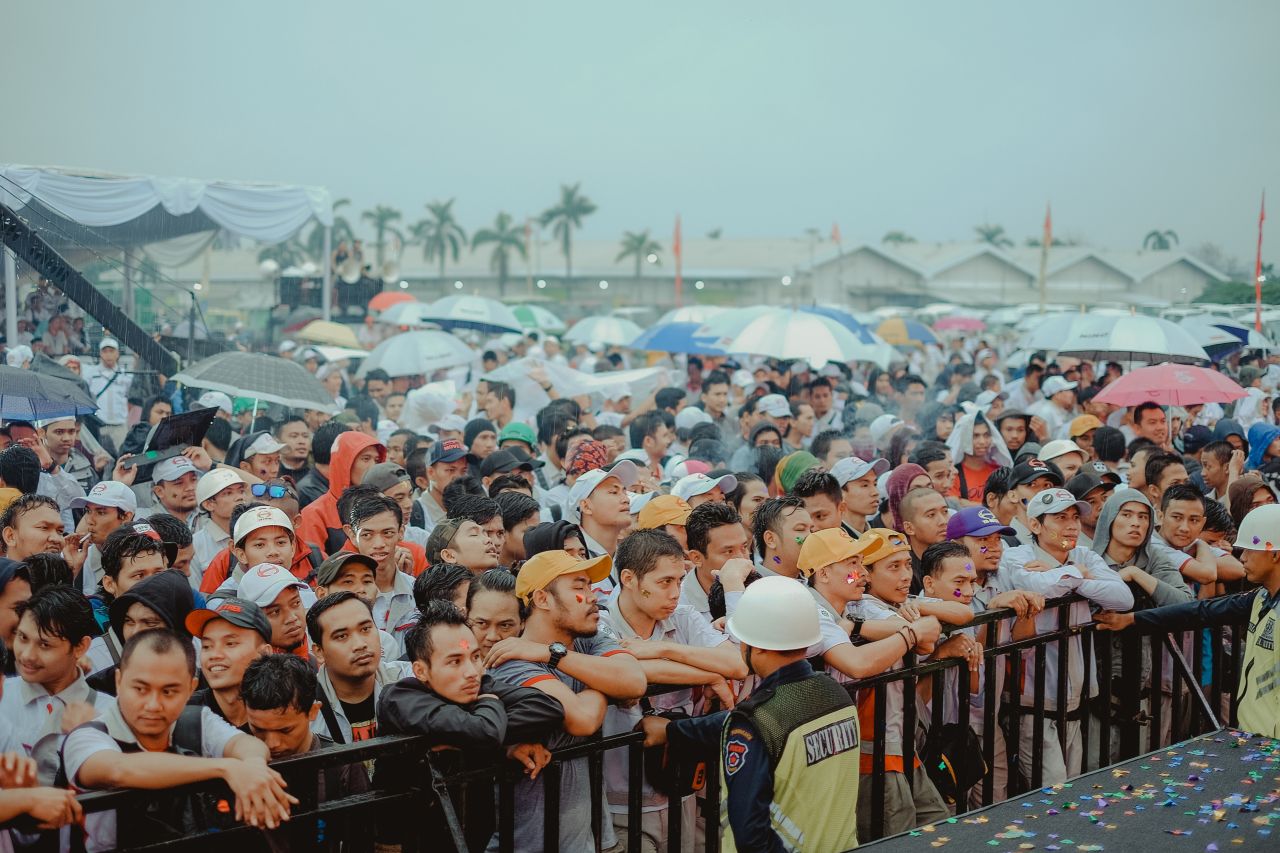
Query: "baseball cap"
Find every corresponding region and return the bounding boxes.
[731,369,755,388]
[233,397,258,416]
[70,480,137,512]
[1068,415,1104,438]
[244,433,286,458]
[1042,376,1078,396]
[184,597,272,644]
[564,459,638,523]
[1038,439,1086,463]
[428,438,473,466]
[316,552,377,588]
[362,461,411,493]
[671,472,738,502]
[498,422,537,449]
[674,407,713,431]
[797,528,881,575]
[99,338,119,351]
[196,391,234,415]
[278,340,298,355]
[756,394,791,418]
[429,414,468,435]
[1066,471,1114,502]
[946,506,1015,540]
[636,494,692,530]
[152,455,198,483]
[665,457,711,480]
[1181,425,1214,455]
[974,389,1008,409]
[1027,488,1093,520]
[870,414,905,448]
[480,449,541,479]
[232,505,294,547]
[1010,458,1063,488]
[829,456,889,487]
[237,562,309,607]
[1087,460,1122,485]
[861,527,911,564]
[514,550,613,602]
[195,468,244,506]
[993,408,1032,425]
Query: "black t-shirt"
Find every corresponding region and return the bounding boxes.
[188,687,251,733]
[340,694,377,742]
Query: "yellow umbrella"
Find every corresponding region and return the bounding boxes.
[296,320,361,348]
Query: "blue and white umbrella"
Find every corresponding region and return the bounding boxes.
[657,305,727,325]
[696,306,892,366]
[629,321,726,355]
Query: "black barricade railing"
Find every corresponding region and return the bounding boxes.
[11,593,1248,851]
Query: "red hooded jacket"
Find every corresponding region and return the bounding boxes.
[297,432,386,556]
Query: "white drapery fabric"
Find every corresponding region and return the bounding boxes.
[0,165,332,244]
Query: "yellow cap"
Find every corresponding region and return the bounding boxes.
[860,527,911,565]
[1069,414,1104,437]
[637,494,692,530]
[797,528,881,575]
[514,550,613,601]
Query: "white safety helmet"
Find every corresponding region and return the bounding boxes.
[726,576,821,651]
[1234,505,1280,552]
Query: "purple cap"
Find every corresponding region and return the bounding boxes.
[946,506,1015,539]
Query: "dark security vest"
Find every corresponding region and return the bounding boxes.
[719,671,861,852]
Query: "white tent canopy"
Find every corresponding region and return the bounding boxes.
[1,164,336,343]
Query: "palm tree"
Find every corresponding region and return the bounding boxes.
[408,199,468,280]
[361,205,404,268]
[257,237,310,269]
[471,212,527,298]
[539,183,597,279]
[974,224,1014,249]
[1143,229,1180,250]
[882,230,916,245]
[616,230,662,277]
[300,198,355,263]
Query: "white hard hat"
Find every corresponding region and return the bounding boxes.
[726,576,822,651]
[1235,505,1280,551]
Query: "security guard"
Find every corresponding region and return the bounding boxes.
[1095,503,1280,738]
[641,575,861,851]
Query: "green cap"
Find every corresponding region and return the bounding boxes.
[233,397,258,415]
[498,422,537,450]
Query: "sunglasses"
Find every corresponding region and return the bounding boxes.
[251,484,289,499]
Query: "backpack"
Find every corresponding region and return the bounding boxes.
[634,699,707,798]
[921,721,987,806]
[60,706,240,850]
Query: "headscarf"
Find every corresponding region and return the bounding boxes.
[773,451,821,495]
[566,440,609,478]
[885,463,928,533]
[1233,387,1271,430]
[947,411,1013,468]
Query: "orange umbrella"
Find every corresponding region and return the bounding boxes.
[369,291,417,313]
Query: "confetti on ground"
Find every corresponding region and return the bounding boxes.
[865,730,1280,853]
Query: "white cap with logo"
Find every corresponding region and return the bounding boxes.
[233,506,295,547]
[563,460,638,524]
[671,472,738,502]
[70,480,137,512]
[829,456,890,487]
[238,562,309,608]
[152,455,198,483]
[196,468,244,506]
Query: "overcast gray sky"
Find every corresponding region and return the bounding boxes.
[4,0,1277,265]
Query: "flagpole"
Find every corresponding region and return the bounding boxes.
[673,214,683,308]
[1256,191,1266,332]
[1038,203,1052,314]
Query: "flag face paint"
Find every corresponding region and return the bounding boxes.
[574,593,585,603]
[459,639,470,650]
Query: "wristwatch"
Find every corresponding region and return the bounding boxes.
[547,641,569,670]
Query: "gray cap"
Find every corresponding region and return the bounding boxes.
[362,461,411,493]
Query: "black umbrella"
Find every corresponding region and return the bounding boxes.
[0,365,99,421]
[171,351,335,411]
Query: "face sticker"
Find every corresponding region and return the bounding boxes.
[979,546,990,554]
[458,639,471,651]
[953,589,964,598]
[574,593,586,603]
[845,573,859,585]
[963,562,974,573]
[794,536,806,544]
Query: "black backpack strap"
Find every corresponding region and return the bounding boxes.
[172,705,205,754]
[317,692,345,744]
[550,503,562,522]
[954,463,969,502]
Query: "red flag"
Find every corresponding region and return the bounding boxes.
[831,222,842,245]
[1043,203,1052,246]
[673,214,683,307]
[1257,192,1267,332]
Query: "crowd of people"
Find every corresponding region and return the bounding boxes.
[0,316,1278,853]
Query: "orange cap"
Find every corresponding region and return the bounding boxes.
[636,494,692,530]
[514,550,613,601]
[797,528,882,575]
[1069,415,1104,438]
[860,527,911,565]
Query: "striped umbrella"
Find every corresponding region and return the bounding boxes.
[629,321,725,354]
[512,304,567,334]
[875,317,940,347]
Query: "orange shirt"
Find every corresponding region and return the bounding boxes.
[949,459,1000,503]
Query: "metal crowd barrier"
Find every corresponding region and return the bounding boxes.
[4,592,1247,851]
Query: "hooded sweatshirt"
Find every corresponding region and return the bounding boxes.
[1212,417,1248,448]
[297,432,387,556]
[1233,387,1270,430]
[1089,488,1192,686]
[947,411,1013,502]
[87,569,196,694]
[1245,421,1280,471]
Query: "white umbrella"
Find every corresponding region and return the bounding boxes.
[697,306,891,367]
[1015,314,1090,350]
[483,357,671,423]
[511,304,567,334]
[313,345,369,363]
[378,301,440,328]
[565,315,645,347]
[1055,315,1210,364]
[657,305,726,325]
[419,294,523,334]
[357,331,476,378]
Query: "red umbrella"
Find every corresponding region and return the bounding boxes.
[1094,363,1246,407]
[369,291,417,313]
[934,315,986,332]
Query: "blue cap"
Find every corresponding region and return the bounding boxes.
[946,506,1015,540]
[428,437,473,466]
